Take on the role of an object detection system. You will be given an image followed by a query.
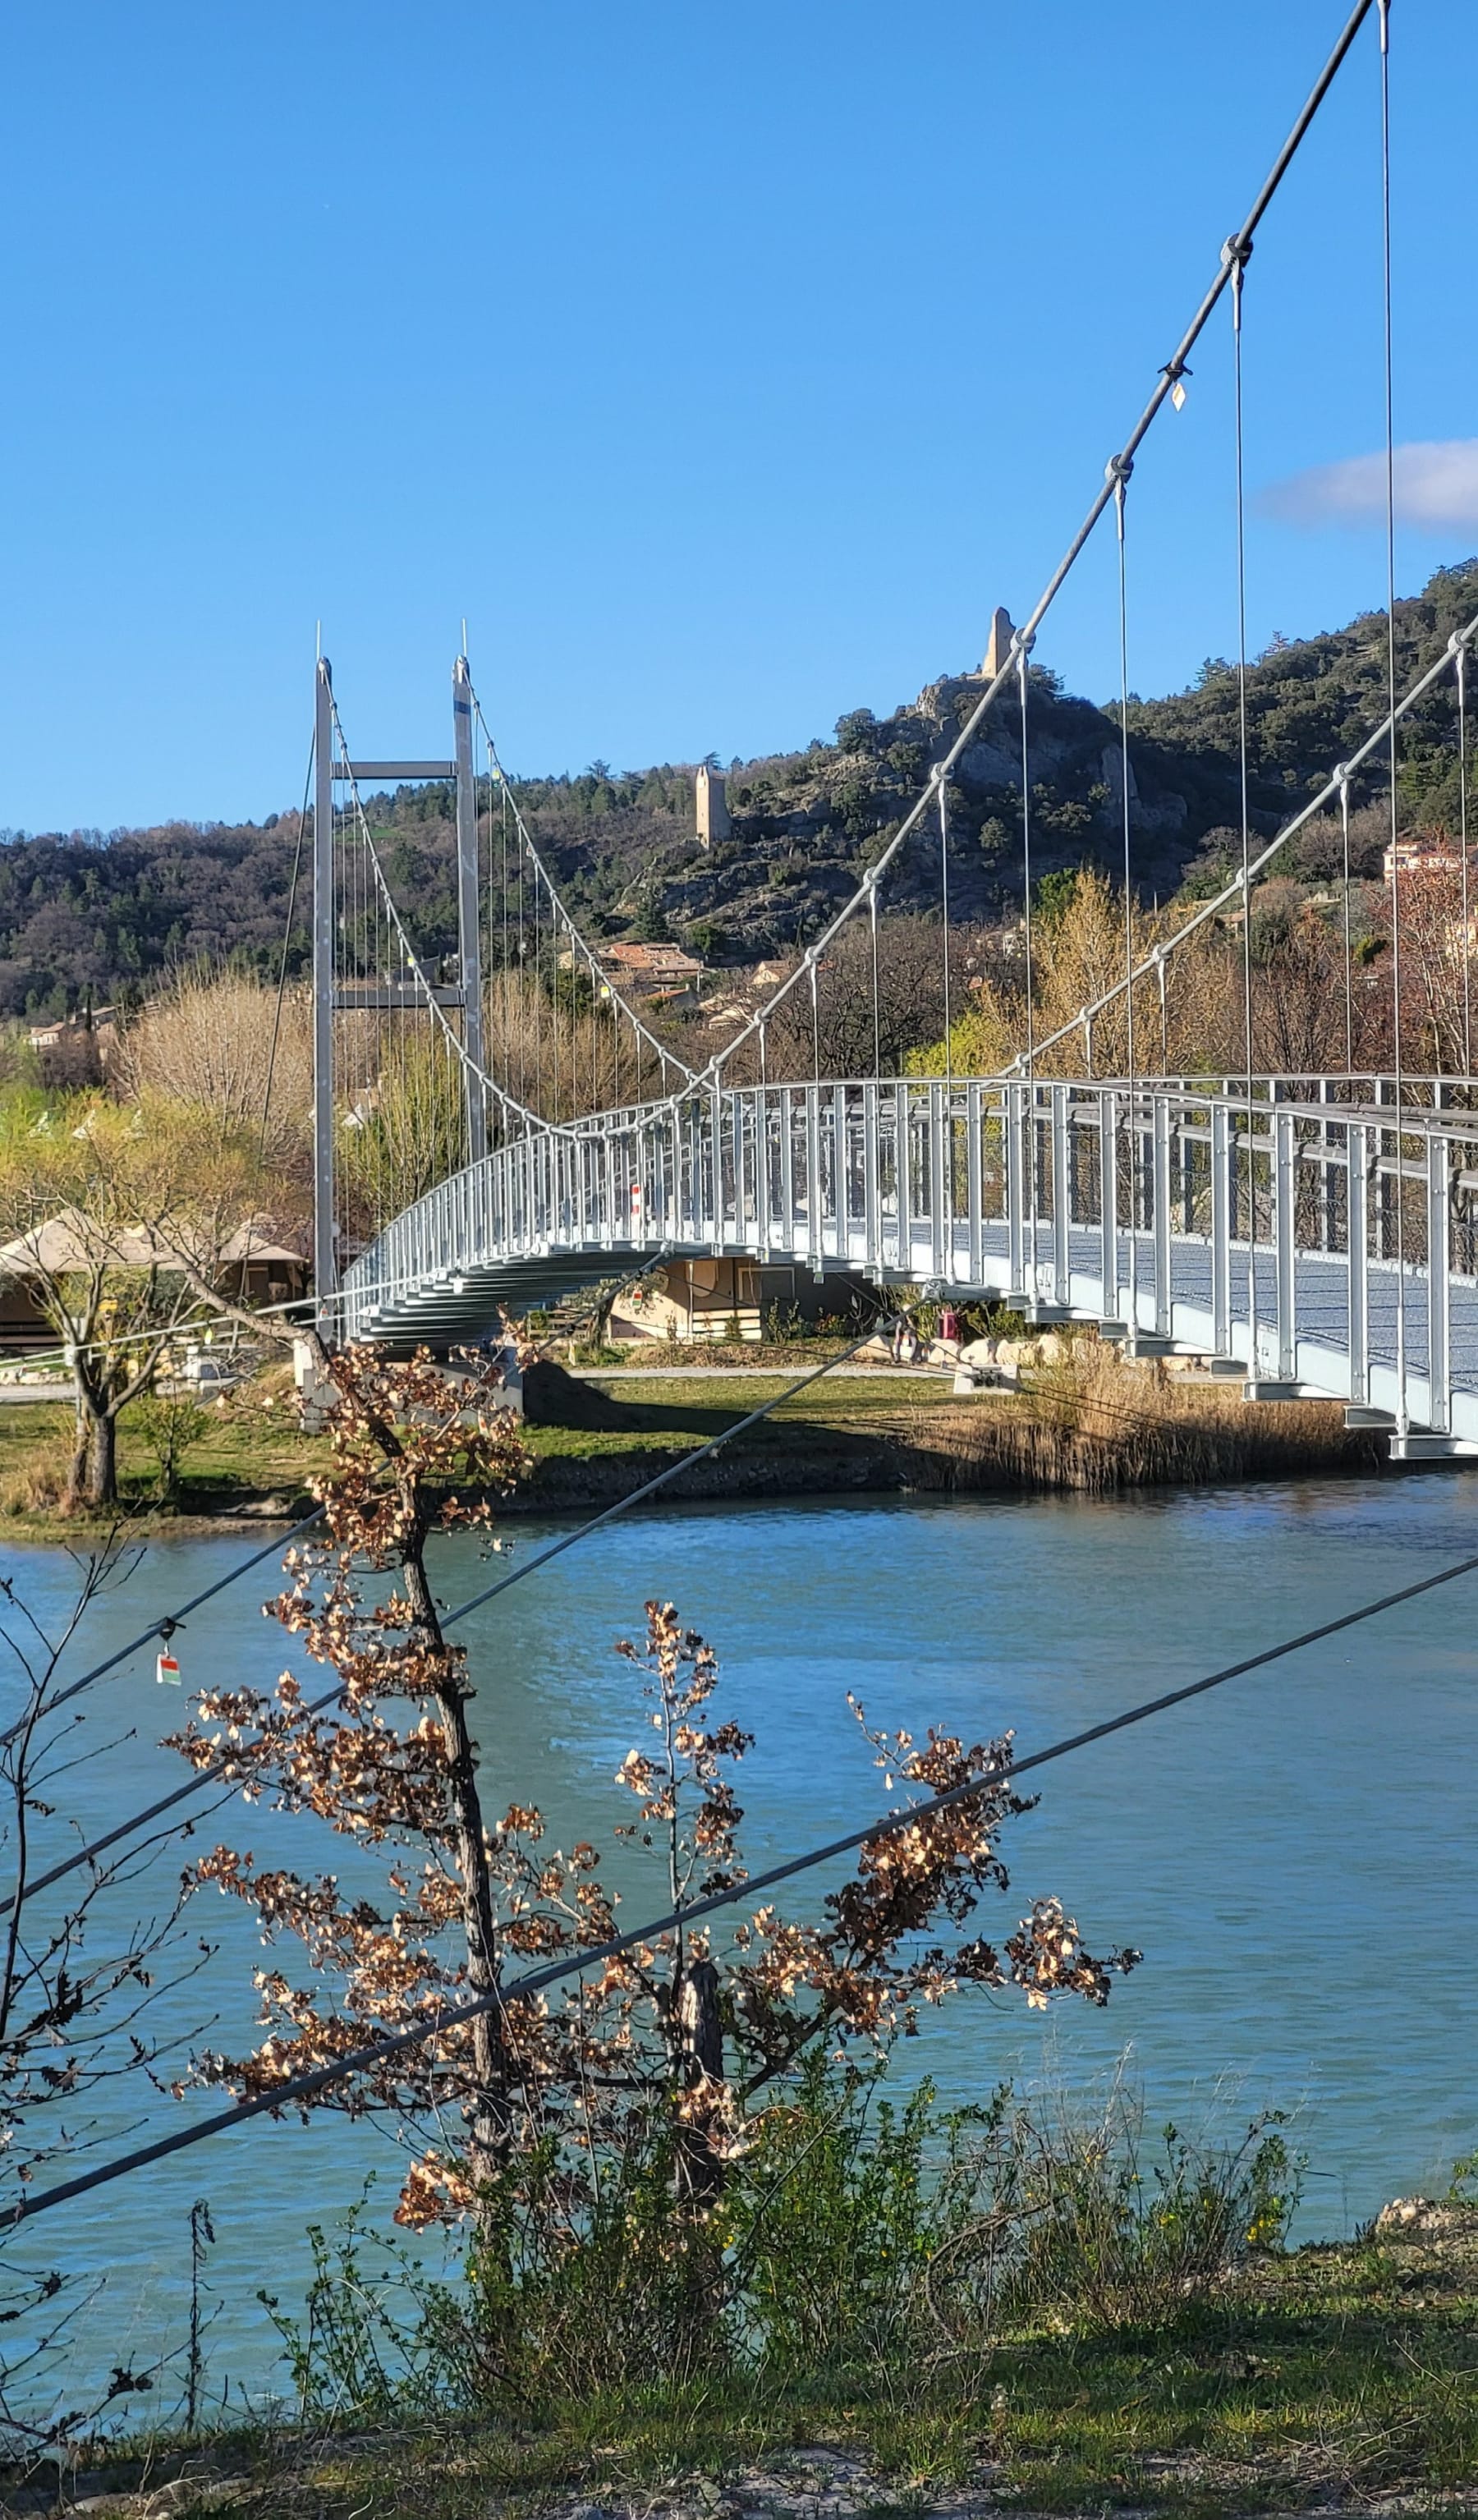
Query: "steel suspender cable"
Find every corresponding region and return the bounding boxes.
[260,733,315,1163]
[1112,460,1138,1336]
[1340,771,1356,1079]
[1019,641,1040,1300]
[9,1536,1476,2234]
[938,769,952,1091]
[1460,641,1472,1080]
[0,1510,325,1755]
[1378,0,1409,1435]
[1230,239,1260,1379]
[869,885,881,1080]
[1018,609,1478,1086]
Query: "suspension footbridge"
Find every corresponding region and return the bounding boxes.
[308,0,1478,1462]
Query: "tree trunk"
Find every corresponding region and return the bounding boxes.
[65,1368,113,1514]
[86,1411,118,1510]
[398,1487,510,2203]
[673,1956,725,2203]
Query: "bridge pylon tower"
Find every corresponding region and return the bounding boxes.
[311,652,489,1342]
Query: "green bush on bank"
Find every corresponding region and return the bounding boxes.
[264,2063,1305,2430]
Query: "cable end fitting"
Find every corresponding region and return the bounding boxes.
[1221,234,1254,270]
[1104,453,1134,488]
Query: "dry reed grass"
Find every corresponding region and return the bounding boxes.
[914,1338,1382,1494]
[0,1409,71,1518]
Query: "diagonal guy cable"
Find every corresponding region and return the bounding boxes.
[5,1534,1474,2232]
[0,1320,909,1920]
[0,1511,324,1756]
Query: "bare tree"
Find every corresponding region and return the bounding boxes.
[170,1347,1136,2242]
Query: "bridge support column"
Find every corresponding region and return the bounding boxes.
[453,657,487,1169]
[313,657,337,1343]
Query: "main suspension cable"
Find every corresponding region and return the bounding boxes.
[680,2,1379,1104]
[1018,604,1478,1087]
[5,1321,912,1918]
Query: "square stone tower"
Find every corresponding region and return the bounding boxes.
[695,762,732,847]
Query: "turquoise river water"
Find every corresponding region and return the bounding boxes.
[1,1472,1475,2420]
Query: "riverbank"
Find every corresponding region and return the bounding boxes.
[0,1350,1392,1536]
[26,2206,1478,2518]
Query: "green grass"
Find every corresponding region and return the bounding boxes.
[524,1370,966,1463]
[67,2234,1478,2518]
[0,1396,328,1531]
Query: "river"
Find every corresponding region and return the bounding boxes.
[1,1472,1475,2421]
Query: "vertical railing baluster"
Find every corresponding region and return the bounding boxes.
[1274,1107,1296,1383]
[967,1081,983,1286]
[1427,1128,1450,1434]
[1099,1089,1118,1322]
[1153,1095,1172,1338]
[1052,1084,1069,1307]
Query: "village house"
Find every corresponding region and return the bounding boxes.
[1383,833,1467,883]
[597,941,706,1001]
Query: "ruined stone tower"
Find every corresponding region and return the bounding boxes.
[981,606,1017,682]
[695,762,731,847]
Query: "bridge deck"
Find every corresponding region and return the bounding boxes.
[342,1078,1478,1454]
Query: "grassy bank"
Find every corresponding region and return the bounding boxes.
[0,1343,1388,1537]
[32,2215,1478,2518]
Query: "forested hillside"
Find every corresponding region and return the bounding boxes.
[2,560,1473,1017]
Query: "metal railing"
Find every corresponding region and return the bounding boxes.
[342,1074,1478,1451]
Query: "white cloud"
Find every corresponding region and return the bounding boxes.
[1259,438,1478,531]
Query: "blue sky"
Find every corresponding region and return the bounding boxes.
[1,1,1474,833]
